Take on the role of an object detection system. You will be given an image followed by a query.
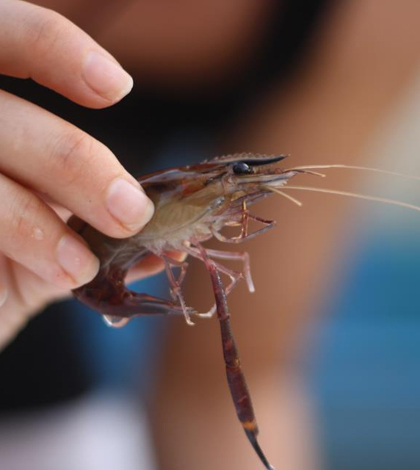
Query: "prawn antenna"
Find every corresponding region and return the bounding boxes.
[264,186,303,207]
[286,163,420,182]
[281,185,420,212]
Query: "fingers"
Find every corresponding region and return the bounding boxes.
[0,287,6,308]
[0,0,132,108]
[0,89,154,239]
[0,172,99,289]
[0,258,71,352]
[0,1,155,240]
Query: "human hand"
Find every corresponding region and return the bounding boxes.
[0,0,157,349]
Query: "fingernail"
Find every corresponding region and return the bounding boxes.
[57,235,100,284]
[106,178,154,232]
[82,51,133,102]
[0,289,7,308]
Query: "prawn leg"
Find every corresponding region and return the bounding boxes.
[213,213,275,244]
[204,248,255,293]
[197,263,243,318]
[196,248,256,318]
[161,255,193,325]
[182,245,244,318]
[194,241,275,470]
[72,266,195,320]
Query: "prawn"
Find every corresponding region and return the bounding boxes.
[69,153,420,470]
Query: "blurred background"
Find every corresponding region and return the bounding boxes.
[310,77,420,470]
[1,1,420,469]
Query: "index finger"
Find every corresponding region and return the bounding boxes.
[0,0,133,108]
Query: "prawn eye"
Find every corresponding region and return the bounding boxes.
[232,162,252,175]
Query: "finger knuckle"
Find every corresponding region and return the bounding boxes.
[48,130,107,188]
[25,9,70,58]
[9,192,43,242]
[50,130,93,184]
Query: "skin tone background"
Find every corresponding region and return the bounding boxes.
[2,1,420,469]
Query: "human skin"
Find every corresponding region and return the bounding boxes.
[0,0,161,349]
[3,1,420,470]
[0,0,273,350]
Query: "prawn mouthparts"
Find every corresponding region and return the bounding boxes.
[70,153,420,470]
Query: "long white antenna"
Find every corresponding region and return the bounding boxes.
[282,185,420,212]
[266,186,303,207]
[286,164,420,182]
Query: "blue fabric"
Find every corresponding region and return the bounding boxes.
[311,228,420,469]
[71,273,169,394]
